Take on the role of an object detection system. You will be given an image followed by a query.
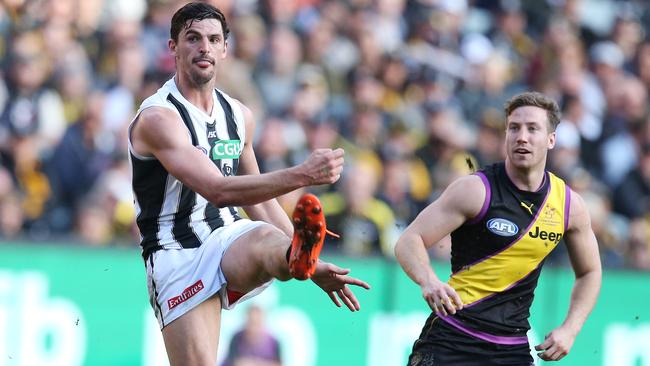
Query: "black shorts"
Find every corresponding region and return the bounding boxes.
[407,316,534,366]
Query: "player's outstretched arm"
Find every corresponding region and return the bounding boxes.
[394,175,484,315]
[310,260,371,312]
[131,106,344,208]
[535,190,601,362]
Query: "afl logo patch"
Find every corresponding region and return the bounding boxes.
[196,145,208,155]
[487,218,519,236]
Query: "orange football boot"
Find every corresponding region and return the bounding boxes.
[288,193,338,280]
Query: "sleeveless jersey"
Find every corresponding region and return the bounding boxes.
[128,77,245,260]
[442,162,570,343]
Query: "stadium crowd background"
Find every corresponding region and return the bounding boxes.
[0,0,648,271]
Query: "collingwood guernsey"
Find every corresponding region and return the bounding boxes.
[128,77,245,260]
[441,162,570,344]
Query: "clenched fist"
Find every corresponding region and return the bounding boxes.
[299,148,345,185]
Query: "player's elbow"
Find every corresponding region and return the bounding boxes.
[394,239,407,261]
[205,191,234,208]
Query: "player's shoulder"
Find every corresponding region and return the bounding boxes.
[138,106,179,126]
[132,106,187,147]
[447,173,486,194]
[565,187,593,231]
[441,173,488,216]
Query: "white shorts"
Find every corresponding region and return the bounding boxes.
[145,219,274,329]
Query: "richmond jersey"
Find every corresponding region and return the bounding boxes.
[441,162,570,344]
[128,77,245,260]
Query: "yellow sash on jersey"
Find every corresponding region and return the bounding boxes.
[448,173,568,306]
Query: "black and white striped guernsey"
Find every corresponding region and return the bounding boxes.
[128,77,245,260]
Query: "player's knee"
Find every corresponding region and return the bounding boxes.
[248,225,291,279]
[253,225,289,250]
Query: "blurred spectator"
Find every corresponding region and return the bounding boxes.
[75,200,114,246]
[218,14,266,118]
[44,91,114,232]
[141,0,178,75]
[321,156,398,257]
[613,142,650,219]
[548,93,585,180]
[415,102,473,186]
[221,305,282,366]
[255,116,293,173]
[255,25,303,115]
[489,0,537,82]
[1,31,65,158]
[470,109,505,168]
[53,46,94,125]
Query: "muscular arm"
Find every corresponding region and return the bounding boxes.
[394,175,485,314]
[235,101,293,236]
[130,106,343,210]
[535,190,602,361]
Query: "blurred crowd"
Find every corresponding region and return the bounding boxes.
[0,0,649,270]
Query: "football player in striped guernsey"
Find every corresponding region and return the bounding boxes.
[128,3,369,365]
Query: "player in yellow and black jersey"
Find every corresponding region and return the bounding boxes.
[395,92,601,365]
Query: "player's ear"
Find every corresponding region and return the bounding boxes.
[548,131,556,150]
[168,39,177,57]
[220,40,228,59]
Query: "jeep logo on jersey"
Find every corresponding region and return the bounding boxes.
[487,218,519,236]
[529,226,563,244]
[211,140,242,160]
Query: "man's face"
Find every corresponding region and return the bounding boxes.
[169,18,227,86]
[505,106,556,170]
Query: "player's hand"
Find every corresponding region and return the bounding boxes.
[534,326,576,361]
[299,148,344,185]
[421,279,463,316]
[311,261,370,312]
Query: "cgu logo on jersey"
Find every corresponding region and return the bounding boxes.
[211,139,242,160]
[487,218,519,236]
[528,226,563,244]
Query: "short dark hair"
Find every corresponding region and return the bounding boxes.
[504,91,561,131]
[170,2,230,42]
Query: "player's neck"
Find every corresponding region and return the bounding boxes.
[174,74,215,115]
[504,160,546,192]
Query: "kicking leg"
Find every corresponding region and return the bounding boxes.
[222,194,329,292]
[222,194,369,310]
[221,223,292,293]
[162,294,222,366]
